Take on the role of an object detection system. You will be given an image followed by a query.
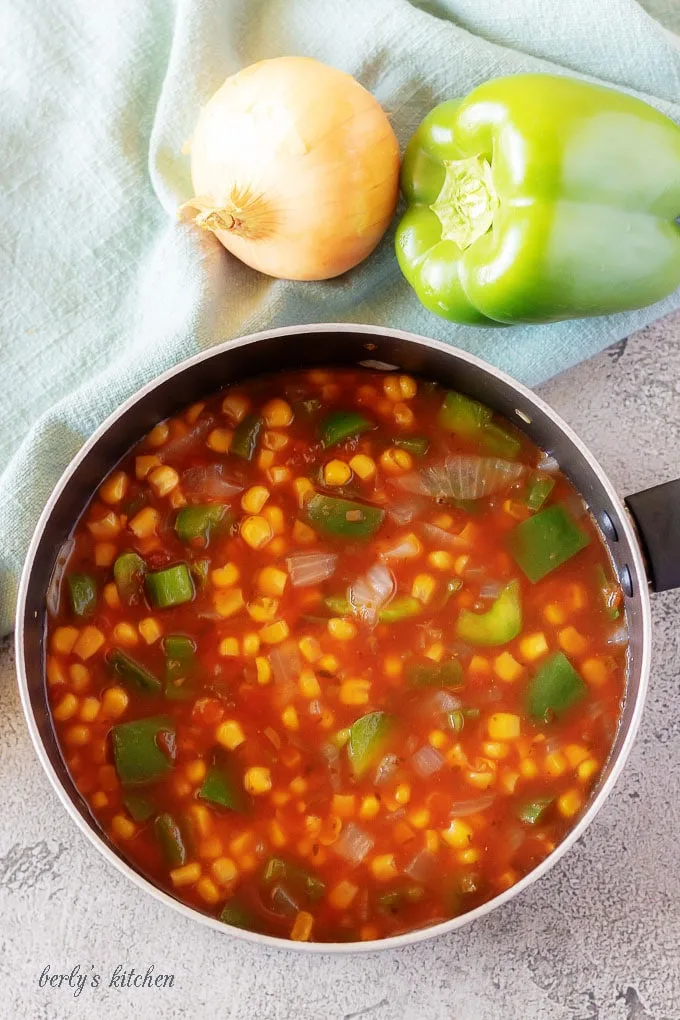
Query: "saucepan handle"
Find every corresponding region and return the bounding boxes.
[625,479,680,593]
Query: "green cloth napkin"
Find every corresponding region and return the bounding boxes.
[1,0,679,635]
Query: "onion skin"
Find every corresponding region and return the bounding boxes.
[184,56,400,281]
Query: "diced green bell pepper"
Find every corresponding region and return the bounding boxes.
[446,707,480,733]
[67,574,97,617]
[164,634,197,700]
[122,792,156,822]
[379,595,421,623]
[394,436,430,457]
[509,505,590,583]
[231,414,261,460]
[154,812,187,867]
[517,796,554,825]
[407,659,463,688]
[262,856,326,901]
[526,652,587,721]
[113,552,146,606]
[324,594,352,616]
[456,580,521,646]
[145,563,195,608]
[190,559,210,588]
[198,763,247,813]
[347,711,393,778]
[305,493,384,540]
[220,897,256,930]
[523,475,556,512]
[396,74,680,326]
[439,391,520,459]
[320,410,373,448]
[175,503,230,544]
[112,715,175,785]
[108,648,162,695]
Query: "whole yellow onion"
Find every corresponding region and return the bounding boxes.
[182,56,400,281]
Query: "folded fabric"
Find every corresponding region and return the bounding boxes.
[1,0,679,634]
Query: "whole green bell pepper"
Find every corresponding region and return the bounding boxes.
[396,74,680,325]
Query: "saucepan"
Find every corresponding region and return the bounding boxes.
[15,323,680,952]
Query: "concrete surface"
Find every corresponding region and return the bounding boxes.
[1,312,679,1020]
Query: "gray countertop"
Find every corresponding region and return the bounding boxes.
[2,314,679,1020]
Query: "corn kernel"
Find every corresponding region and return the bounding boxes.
[52,626,79,655]
[557,788,584,818]
[99,471,130,505]
[73,626,105,661]
[46,656,67,686]
[328,880,358,910]
[394,783,411,805]
[349,454,376,480]
[577,757,599,783]
[384,374,417,401]
[324,459,352,486]
[442,819,474,849]
[298,636,322,663]
[266,537,288,558]
[328,617,356,641]
[243,767,272,796]
[211,562,240,588]
[185,759,207,784]
[239,853,258,874]
[519,757,539,779]
[298,669,321,699]
[246,596,278,624]
[221,392,250,424]
[425,830,440,853]
[359,795,381,820]
[91,791,108,810]
[293,477,315,508]
[240,515,273,549]
[194,876,220,904]
[424,642,445,663]
[281,705,299,731]
[229,832,254,857]
[543,602,567,626]
[558,626,589,656]
[148,465,180,497]
[112,622,139,648]
[568,583,589,611]
[242,632,260,657]
[291,910,314,942]
[468,655,491,677]
[214,588,245,619]
[428,550,455,571]
[135,454,161,480]
[289,777,308,796]
[488,712,521,741]
[493,651,524,682]
[360,925,380,942]
[260,620,290,645]
[79,697,100,723]
[380,447,413,474]
[565,744,590,768]
[412,573,436,605]
[87,511,122,540]
[393,402,415,427]
[428,729,448,750]
[407,808,431,829]
[53,693,79,721]
[381,658,402,682]
[292,519,316,545]
[454,554,470,575]
[482,740,510,760]
[262,398,294,427]
[519,632,549,662]
[332,794,356,818]
[458,848,482,865]
[170,862,201,887]
[370,854,398,881]
[318,654,339,675]
[269,819,287,847]
[256,567,287,599]
[257,449,275,471]
[465,762,496,790]
[128,507,159,539]
[211,856,238,886]
[94,541,117,567]
[147,421,170,448]
[256,656,272,684]
[111,814,136,840]
[271,790,291,808]
[218,637,240,657]
[103,582,121,610]
[263,429,289,452]
[581,657,610,686]
[544,751,568,777]
[216,720,245,750]
[138,616,162,644]
[267,465,292,486]
[206,428,233,453]
[339,678,371,706]
[101,686,129,718]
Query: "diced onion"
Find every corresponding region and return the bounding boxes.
[420,523,465,548]
[321,742,342,790]
[479,580,504,600]
[429,690,462,715]
[181,463,242,501]
[394,455,525,501]
[332,823,374,864]
[161,419,213,459]
[308,699,322,716]
[373,753,400,785]
[348,563,395,624]
[382,534,422,560]
[537,453,560,473]
[286,550,338,587]
[607,625,628,646]
[388,498,425,525]
[269,641,301,686]
[448,795,495,816]
[405,850,439,886]
[411,745,445,778]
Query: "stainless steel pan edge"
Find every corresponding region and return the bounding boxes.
[15,323,652,954]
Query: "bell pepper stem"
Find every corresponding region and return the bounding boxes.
[430,154,498,250]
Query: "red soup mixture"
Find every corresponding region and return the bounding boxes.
[45,368,627,943]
